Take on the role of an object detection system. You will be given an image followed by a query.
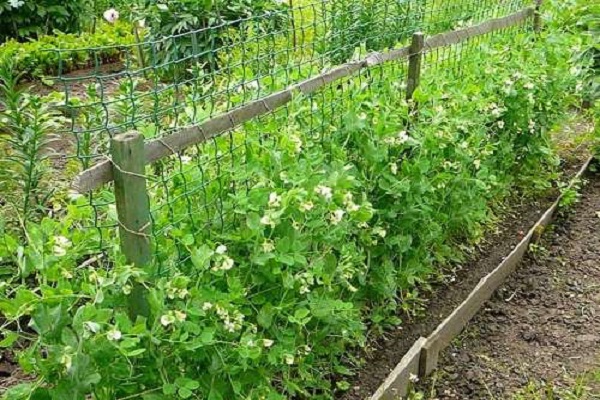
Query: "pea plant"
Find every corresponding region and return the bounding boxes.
[0,21,583,400]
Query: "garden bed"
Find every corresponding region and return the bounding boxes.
[416,168,600,398]
[340,128,594,400]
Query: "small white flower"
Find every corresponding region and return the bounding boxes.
[202,302,213,311]
[268,192,281,208]
[215,245,228,255]
[284,354,295,365]
[299,201,314,212]
[224,319,236,333]
[497,120,505,129]
[474,159,481,170]
[53,246,67,257]
[60,353,73,371]
[314,185,333,201]
[373,227,387,238]
[262,240,275,253]
[8,0,24,8]
[84,321,101,333]
[138,19,146,28]
[107,328,122,341]
[180,155,192,164]
[358,112,367,120]
[330,209,345,225]
[161,314,175,327]
[263,339,274,348]
[300,285,311,294]
[178,288,189,299]
[347,202,360,212]
[397,130,409,144]
[246,80,259,90]
[504,79,514,86]
[491,108,502,118]
[260,215,275,227]
[523,82,534,90]
[220,256,235,271]
[409,373,419,383]
[390,162,398,175]
[290,135,303,153]
[123,285,132,295]
[343,192,353,205]
[55,236,71,248]
[103,8,120,24]
[174,310,187,322]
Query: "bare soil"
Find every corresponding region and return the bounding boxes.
[418,170,600,399]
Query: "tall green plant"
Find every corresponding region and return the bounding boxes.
[0,62,63,229]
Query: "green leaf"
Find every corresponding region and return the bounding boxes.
[178,387,193,399]
[0,331,18,348]
[163,383,177,395]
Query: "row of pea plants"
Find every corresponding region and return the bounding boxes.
[0,25,588,400]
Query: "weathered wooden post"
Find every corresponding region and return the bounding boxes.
[533,0,543,34]
[406,32,425,101]
[111,131,152,319]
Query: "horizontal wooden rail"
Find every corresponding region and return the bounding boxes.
[72,7,534,194]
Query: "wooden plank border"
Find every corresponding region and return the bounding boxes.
[72,7,535,193]
[370,337,427,400]
[370,156,594,398]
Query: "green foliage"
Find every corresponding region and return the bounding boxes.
[327,0,425,64]
[0,22,134,79]
[0,61,65,230]
[135,0,289,75]
[0,0,88,42]
[0,26,581,399]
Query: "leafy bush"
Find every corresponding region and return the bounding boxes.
[135,0,289,75]
[0,0,88,42]
[0,26,581,399]
[0,22,135,79]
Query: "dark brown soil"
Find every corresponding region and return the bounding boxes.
[340,190,559,400]
[418,170,600,399]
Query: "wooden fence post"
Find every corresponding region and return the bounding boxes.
[533,0,543,33]
[406,32,425,101]
[111,131,152,319]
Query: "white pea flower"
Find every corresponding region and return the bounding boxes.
[174,310,187,322]
[396,131,409,145]
[268,192,281,208]
[409,373,419,383]
[284,354,295,365]
[474,159,481,170]
[262,240,275,253]
[84,321,101,333]
[347,202,360,212]
[330,209,345,225]
[215,244,228,255]
[202,302,213,311]
[263,339,274,348]
[314,185,333,201]
[160,314,175,327]
[220,256,235,271]
[290,135,303,153]
[245,80,259,90]
[497,120,505,129]
[491,107,502,118]
[260,214,275,227]
[103,8,120,24]
[224,319,236,333]
[107,328,122,341]
[60,353,73,371]
[523,82,534,90]
[178,288,189,299]
[138,19,146,28]
[373,227,387,238]
[299,201,314,212]
[8,0,24,8]
[390,162,398,175]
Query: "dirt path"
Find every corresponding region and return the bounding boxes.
[419,171,600,399]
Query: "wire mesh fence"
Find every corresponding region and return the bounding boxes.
[13,0,534,269]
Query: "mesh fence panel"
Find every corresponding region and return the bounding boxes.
[36,0,532,263]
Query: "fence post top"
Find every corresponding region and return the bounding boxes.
[114,131,143,142]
